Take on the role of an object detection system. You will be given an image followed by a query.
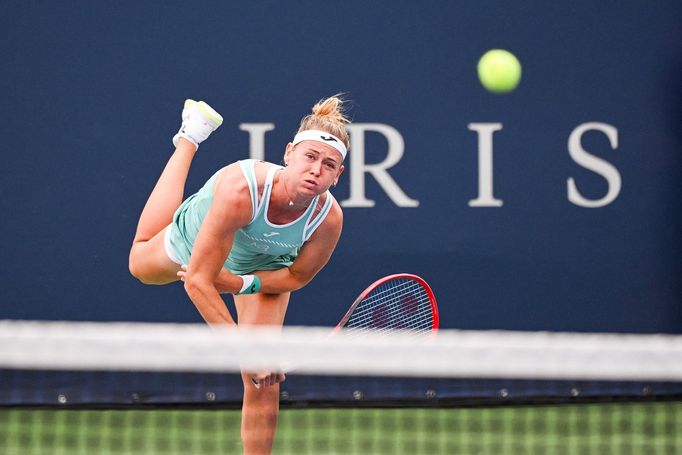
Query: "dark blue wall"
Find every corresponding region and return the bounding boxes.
[1,1,680,333]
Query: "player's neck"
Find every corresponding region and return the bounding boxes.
[277,170,313,210]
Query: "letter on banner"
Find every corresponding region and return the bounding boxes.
[240,123,275,161]
[468,123,504,207]
[341,123,419,208]
[567,122,621,208]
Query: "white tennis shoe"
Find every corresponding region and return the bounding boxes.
[172,99,223,149]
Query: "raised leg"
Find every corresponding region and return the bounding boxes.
[132,138,197,243]
[129,100,223,283]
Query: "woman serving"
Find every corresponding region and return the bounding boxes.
[128,95,349,454]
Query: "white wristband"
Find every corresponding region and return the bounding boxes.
[239,275,256,294]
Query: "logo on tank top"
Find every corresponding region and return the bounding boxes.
[247,241,270,252]
[263,232,280,237]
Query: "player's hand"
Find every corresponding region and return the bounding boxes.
[249,371,286,388]
[176,264,188,281]
[178,265,239,294]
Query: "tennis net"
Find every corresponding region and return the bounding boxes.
[1,320,681,454]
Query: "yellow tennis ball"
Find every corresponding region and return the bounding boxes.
[477,49,522,94]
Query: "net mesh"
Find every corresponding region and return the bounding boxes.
[1,320,681,455]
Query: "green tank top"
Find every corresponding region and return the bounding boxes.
[168,159,334,274]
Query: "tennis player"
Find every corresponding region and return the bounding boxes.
[128,96,349,454]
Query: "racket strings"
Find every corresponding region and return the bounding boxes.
[344,279,433,334]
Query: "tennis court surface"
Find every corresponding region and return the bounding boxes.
[1,321,680,454]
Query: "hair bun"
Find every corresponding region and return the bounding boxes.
[297,94,351,152]
[311,95,349,124]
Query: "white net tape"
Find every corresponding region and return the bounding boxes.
[1,320,682,381]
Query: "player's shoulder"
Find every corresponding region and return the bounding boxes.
[252,159,282,187]
[212,162,252,207]
[321,192,343,226]
[307,194,342,244]
[215,160,277,186]
[215,162,246,188]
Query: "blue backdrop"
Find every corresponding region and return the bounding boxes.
[1,1,680,333]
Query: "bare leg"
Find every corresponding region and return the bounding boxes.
[129,99,223,284]
[235,292,290,455]
[132,138,197,243]
[128,138,196,283]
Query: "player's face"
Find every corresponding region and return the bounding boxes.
[284,141,344,195]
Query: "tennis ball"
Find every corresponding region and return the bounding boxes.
[477,49,522,94]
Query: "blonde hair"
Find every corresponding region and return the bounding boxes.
[297,95,351,151]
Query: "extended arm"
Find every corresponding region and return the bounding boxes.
[182,166,252,325]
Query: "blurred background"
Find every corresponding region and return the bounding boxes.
[1,0,680,333]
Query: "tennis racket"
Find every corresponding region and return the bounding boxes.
[250,273,438,387]
[334,273,439,334]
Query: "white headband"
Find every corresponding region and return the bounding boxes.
[292,130,347,160]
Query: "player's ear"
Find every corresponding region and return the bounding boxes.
[284,143,294,166]
[333,164,345,187]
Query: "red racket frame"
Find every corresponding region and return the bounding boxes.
[333,273,439,333]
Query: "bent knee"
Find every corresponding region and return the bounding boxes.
[128,235,181,285]
[128,245,173,285]
[128,246,148,281]
[129,265,174,285]
[128,257,154,284]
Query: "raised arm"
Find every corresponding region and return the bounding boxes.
[182,165,252,325]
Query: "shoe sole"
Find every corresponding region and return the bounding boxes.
[184,98,223,127]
